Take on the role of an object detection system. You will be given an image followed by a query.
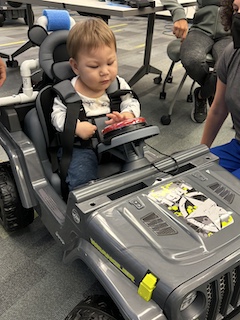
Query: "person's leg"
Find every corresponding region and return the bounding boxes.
[66,148,98,191]
[211,36,233,64]
[180,30,214,123]
[210,139,240,175]
[180,30,214,87]
[201,36,232,100]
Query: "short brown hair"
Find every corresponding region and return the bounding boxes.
[67,18,117,60]
[220,0,234,31]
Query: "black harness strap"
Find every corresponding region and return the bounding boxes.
[108,89,137,111]
[53,80,87,197]
[60,99,82,181]
[48,131,61,173]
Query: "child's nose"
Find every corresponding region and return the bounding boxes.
[100,66,109,75]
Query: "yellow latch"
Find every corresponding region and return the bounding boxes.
[138,273,158,301]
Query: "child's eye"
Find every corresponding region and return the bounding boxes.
[108,60,115,66]
[88,65,98,69]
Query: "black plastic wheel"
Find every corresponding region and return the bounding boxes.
[65,295,124,320]
[160,91,166,100]
[161,115,171,125]
[153,75,162,85]
[0,163,34,232]
[6,60,18,68]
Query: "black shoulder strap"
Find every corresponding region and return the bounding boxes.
[107,77,140,112]
[53,80,86,197]
[53,80,87,121]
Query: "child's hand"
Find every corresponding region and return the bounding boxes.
[105,111,134,125]
[75,121,97,140]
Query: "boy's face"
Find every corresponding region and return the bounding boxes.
[70,44,118,97]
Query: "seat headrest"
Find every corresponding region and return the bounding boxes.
[28,9,75,47]
[28,25,48,46]
[39,30,70,80]
[38,9,75,32]
[52,61,75,82]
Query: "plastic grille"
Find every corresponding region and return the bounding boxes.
[218,274,228,315]
[205,282,215,320]
[230,266,240,307]
[204,266,240,320]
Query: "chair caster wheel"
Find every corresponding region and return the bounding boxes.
[161,115,171,125]
[6,60,18,68]
[154,75,162,85]
[160,92,166,100]
[187,94,193,102]
[167,76,173,83]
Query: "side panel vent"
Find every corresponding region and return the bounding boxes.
[141,212,177,236]
[208,182,235,204]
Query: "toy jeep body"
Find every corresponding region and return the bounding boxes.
[63,145,240,320]
[1,100,240,320]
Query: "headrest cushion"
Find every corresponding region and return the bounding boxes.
[43,9,71,31]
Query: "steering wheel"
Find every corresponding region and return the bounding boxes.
[102,117,147,145]
[97,117,160,171]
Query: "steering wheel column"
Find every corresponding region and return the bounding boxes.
[97,118,160,171]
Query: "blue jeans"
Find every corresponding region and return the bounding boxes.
[61,147,98,191]
[210,139,240,179]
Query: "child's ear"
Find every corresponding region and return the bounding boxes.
[69,58,79,75]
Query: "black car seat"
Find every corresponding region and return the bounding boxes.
[24,10,76,195]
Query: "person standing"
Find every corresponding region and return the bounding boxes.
[201,0,240,179]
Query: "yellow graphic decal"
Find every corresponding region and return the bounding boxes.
[90,238,135,283]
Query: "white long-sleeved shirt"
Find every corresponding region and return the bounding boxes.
[51,75,140,132]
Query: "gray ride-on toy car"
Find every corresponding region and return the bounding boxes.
[1,10,240,320]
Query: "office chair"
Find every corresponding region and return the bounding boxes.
[159,39,214,125]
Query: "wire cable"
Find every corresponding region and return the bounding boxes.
[145,141,179,175]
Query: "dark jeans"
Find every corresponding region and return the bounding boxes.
[180,30,232,99]
[59,147,98,191]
